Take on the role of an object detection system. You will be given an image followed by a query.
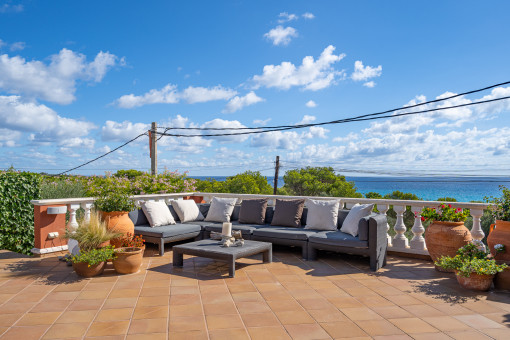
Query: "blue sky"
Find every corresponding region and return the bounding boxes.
[1,0,510,176]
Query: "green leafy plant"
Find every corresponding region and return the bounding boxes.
[0,170,41,255]
[94,191,135,212]
[487,185,510,222]
[40,177,85,199]
[196,171,272,194]
[435,243,508,277]
[421,204,470,222]
[64,210,122,252]
[71,245,116,266]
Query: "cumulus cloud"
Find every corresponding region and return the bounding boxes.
[115,84,237,108]
[223,91,264,113]
[363,81,375,88]
[251,131,304,150]
[9,41,25,51]
[101,120,149,141]
[253,118,271,126]
[264,26,298,46]
[351,60,382,82]
[297,115,316,125]
[0,3,23,13]
[302,12,315,19]
[305,100,317,108]
[0,128,21,147]
[0,48,121,104]
[0,95,96,142]
[278,12,299,23]
[201,118,249,143]
[252,45,345,91]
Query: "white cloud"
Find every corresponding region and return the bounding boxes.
[363,81,375,88]
[264,26,298,46]
[302,12,315,19]
[253,118,271,126]
[223,91,264,113]
[297,115,316,125]
[201,118,249,143]
[351,60,382,82]
[0,48,121,104]
[305,100,317,108]
[251,131,304,150]
[252,45,345,91]
[0,4,23,13]
[278,12,299,23]
[332,132,358,142]
[115,84,237,108]
[303,126,329,139]
[0,128,21,147]
[0,95,96,141]
[101,120,149,141]
[9,41,25,51]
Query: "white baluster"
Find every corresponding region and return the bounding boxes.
[378,204,392,246]
[67,204,80,229]
[470,208,486,251]
[392,205,409,249]
[80,203,92,223]
[410,206,426,251]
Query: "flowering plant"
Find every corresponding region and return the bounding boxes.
[435,243,508,277]
[494,244,506,254]
[421,204,470,222]
[121,233,145,248]
[487,185,510,222]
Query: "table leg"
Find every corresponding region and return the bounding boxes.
[228,258,236,277]
[173,251,183,267]
[263,248,272,263]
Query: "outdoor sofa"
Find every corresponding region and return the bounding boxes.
[129,202,388,271]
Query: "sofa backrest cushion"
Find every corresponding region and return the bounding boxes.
[129,208,149,226]
[239,198,268,225]
[204,197,237,222]
[197,204,210,218]
[141,201,176,227]
[337,210,350,228]
[265,206,274,224]
[171,200,205,223]
[231,205,241,222]
[270,199,305,228]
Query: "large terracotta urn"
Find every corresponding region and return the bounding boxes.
[425,221,472,272]
[488,220,510,262]
[494,262,510,291]
[101,211,135,248]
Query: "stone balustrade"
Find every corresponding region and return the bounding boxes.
[31,192,491,256]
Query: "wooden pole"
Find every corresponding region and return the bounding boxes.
[151,122,157,175]
[273,155,280,195]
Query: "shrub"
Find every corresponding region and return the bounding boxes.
[94,191,135,212]
[40,176,86,199]
[195,171,272,195]
[71,245,116,266]
[0,170,41,255]
[282,167,362,198]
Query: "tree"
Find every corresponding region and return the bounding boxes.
[365,192,383,199]
[195,171,272,195]
[282,167,362,198]
[114,169,146,180]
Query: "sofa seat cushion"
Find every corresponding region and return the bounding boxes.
[308,231,368,248]
[182,220,217,229]
[134,223,201,238]
[253,226,321,241]
[204,221,262,235]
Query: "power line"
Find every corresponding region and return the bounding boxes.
[154,95,510,138]
[157,80,510,131]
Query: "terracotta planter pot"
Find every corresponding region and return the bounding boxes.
[112,247,143,274]
[72,261,106,278]
[488,220,510,262]
[494,261,510,291]
[100,211,134,248]
[425,221,472,272]
[189,195,205,204]
[455,271,494,291]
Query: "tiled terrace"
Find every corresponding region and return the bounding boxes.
[0,245,509,340]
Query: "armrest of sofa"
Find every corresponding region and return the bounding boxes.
[367,214,388,249]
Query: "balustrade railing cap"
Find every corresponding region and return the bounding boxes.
[31,192,196,206]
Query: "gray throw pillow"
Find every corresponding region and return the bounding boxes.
[270,199,305,228]
[204,197,237,222]
[239,198,268,225]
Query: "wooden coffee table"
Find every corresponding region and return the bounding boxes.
[172,239,272,277]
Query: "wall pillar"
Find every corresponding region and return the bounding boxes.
[32,204,68,256]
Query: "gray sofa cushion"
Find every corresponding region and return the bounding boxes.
[337,210,349,227]
[205,221,263,235]
[134,223,201,238]
[197,204,210,218]
[129,208,149,226]
[270,199,305,228]
[265,206,274,224]
[308,230,368,248]
[239,198,267,225]
[253,226,321,240]
[231,205,241,221]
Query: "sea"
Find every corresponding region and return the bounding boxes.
[191,176,510,202]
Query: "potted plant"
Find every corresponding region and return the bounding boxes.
[71,245,116,277]
[63,210,123,252]
[487,186,510,262]
[120,233,146,251]
[436,243,508,291]
[94,191,136,247]
[112,246,144,274]
[422,204,472,272]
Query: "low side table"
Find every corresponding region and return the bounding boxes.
[172,239,272,277]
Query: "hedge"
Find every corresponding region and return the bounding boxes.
[0,171,41,255]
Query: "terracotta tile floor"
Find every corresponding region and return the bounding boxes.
[0,245,509,340]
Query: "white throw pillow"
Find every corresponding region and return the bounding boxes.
[340,203,374,237]
[304,199,340,231]
[170,200,204,223]
[141,201,176,227]
[205,197,237,222]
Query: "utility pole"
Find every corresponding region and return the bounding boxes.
[150,122,157,175]
[273,155,280,195]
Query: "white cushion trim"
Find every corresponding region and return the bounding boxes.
[170,200,204,223]
[340,203,374,237]
[141,201,176,227]
[304,199,340,231]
